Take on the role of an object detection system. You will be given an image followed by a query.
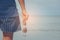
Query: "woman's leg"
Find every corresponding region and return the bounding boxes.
[3,32,13,40]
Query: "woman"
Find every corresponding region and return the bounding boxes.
[0,0,29,40]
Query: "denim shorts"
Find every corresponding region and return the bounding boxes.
[0,16,21,33]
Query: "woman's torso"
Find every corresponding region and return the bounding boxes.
[0,0,17,16]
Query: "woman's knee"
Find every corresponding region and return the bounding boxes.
[3,32,13,37]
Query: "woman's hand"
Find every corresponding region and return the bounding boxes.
[22,10,29,25]
[22,10,29,33]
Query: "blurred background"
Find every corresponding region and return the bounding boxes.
[0,0,60,40]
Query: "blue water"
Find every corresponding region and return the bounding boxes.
[0,16,60,40]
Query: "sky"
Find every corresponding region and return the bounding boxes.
[15,0,60,16]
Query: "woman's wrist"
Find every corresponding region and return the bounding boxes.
[22,9,26,13]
